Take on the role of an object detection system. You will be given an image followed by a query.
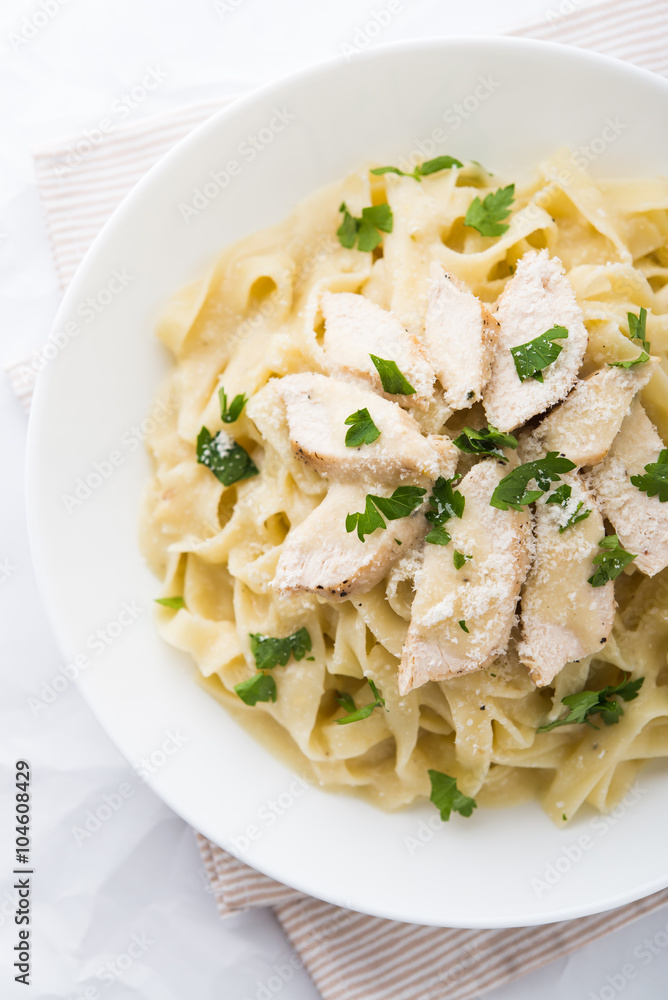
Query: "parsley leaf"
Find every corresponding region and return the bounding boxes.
[155,596,185,610]
[545,483,572,506]
[428,770,477,821]
[373,486,427,520]
[219,387,248,423]
[560,502,590,532]
[344,408,380,447]
[458,620,470,633]
[490,452,576,511]
[337,202,393,252]
[608,351,650,369]
[588,535,637,587]
[425,476,465,545]
[630,448,668,502]
[336,205,357,248]
[511,325,569,383]
[359,205,393,250]
[335,691,356,713]
[336,678,386,725]
[418,155,464,175]
[345,496,385,541]
[234,673,277,706]
[464,184,514,237]
[427,478,466,522]
[453,550,471,570]
[628,307,650,351]
[545,483,591,533]
[197,426,258,487]
[537,675,644,732]
[369,354,416,395]
[346,487,426,542]
[249,627,312,670]
[371,155,463,182]
[453,424,518,462]
[425,525,453,545]
[236,628,311,706]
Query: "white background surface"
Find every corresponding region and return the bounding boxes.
[2,0,668,997]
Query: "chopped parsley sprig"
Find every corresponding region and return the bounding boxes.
[453,550,472,570]
[630,449,668,502]
[344,408,380,447]
[490,453,576,512]
[453,424,518,462]
[155,596,185,610]
[197,427,258,487]
[235,673,277,705]
[464,184,514,237]
[537,674,644,732]
[337,202,393,252]
[428,770,477,821]
[335,678,386,725]
[588,535,637,587]
[346,486,427,542]
[608,352,650,369]
[425,476,465,545]
[609,307,652,366]
[249,628,312,670]
[511,325,569,383]
[628,307,650,351]
[371,155,463,182]
[219,387,248,423]
[370,354,416,395]
[235,628,313,706]
[545,483,591,533]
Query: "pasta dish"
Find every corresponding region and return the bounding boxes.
[141,148,668,824]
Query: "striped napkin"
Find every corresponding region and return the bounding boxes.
[11,3,668,997]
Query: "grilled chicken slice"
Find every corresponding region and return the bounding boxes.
[587,400,668,576]
[483,250,589,432]
[518,473,614,686]
[520,358,659,468]
[273,484,426,600]
[398,461,532,694]
[272,372,457,484]
[423,261,499,410]
[321,291,435,407]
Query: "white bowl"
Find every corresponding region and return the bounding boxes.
[27,37,668,928]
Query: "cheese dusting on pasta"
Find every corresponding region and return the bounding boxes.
[141,149,668,823]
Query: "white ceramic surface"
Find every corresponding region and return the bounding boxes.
[26,37,668,928]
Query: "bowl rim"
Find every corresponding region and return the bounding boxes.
[26,34,668,929]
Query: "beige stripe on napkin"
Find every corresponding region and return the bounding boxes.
[199,830,668,1000]
[14,3,668,998]
[512,0,668,78]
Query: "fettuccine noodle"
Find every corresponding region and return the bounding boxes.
[141,149,668,823]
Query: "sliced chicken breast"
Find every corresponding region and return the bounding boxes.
[321,291,435,407]
[518,473,614,686]
[273,484,426,600]
[483,250,589,431]
[587,400,668,576]
[272,372,457,484]
[423,261,499,410]
[520,357,659,468]
[398,460,532,694]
